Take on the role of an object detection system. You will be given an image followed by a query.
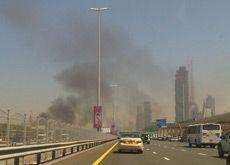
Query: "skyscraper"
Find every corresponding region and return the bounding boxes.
[144,101,152,128]
[136,105,144,131]
[175,66,189,122]
[202,95,215,118]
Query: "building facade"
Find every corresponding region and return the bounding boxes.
[144,101,152,128]
[175,66,189,122]
[136,105,144,131]
[202,95,215,118]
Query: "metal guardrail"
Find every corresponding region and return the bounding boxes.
[0,138,116,165]
[0,139,106,155]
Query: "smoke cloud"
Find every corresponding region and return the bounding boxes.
[0,0,40,29]
[0,1,172,127]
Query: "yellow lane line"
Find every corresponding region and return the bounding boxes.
[92,142,118,165]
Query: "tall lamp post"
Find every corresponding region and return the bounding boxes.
[90,7,108,107]
[90,7,108,130]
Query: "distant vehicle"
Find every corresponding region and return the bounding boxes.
[117,132,144,153]
[170,136,180,142]
[151,136,158,140]
[162,136,168,141]
[166,135,172,141]
[157,137,163,141]
[187,123,221,148]
[217,131,230,157]
[141,133,151,144]
[157,136,167,141]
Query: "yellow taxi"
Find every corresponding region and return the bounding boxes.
[117,132,144,153]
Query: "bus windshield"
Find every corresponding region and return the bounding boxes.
[203,125,220,130]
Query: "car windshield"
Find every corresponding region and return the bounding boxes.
[120,133,140,138]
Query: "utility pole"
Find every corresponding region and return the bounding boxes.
[23,114,27,145]
[7,109,10,146]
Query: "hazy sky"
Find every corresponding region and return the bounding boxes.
[0,0,230,120]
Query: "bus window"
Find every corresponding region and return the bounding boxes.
[203,125,220,130]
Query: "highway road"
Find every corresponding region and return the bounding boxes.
[50,140,226,165]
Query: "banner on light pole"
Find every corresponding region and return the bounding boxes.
[93,106,102,128]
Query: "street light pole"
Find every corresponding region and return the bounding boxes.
[90,7,108,107]
[97,11,101,131]
[7,109,10,146]
[23,114,27,145]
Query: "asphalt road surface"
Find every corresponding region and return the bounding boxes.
[50,140,226,165]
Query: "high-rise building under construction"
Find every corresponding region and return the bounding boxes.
[202,95,215,118]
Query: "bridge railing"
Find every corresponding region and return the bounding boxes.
[0,138,116,165]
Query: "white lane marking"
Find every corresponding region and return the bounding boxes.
[146,148,150,151]
[171,147,175,149]
[198,153,207,156]
[163,157,170,160]
[181,149,186,152]
[153,152,157,154]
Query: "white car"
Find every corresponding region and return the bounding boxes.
[170,136,179,142]
[117,132,144,153]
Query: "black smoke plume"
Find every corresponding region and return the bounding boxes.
[48,97,76,124]
[0,1,172,127]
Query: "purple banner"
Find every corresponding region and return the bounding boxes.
[93,106,102,128]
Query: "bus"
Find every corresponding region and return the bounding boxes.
[187,123,221,148]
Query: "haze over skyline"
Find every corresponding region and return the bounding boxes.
[0,0,230,123]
